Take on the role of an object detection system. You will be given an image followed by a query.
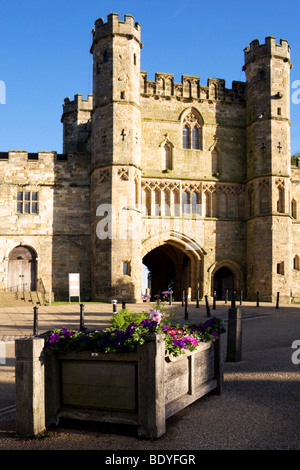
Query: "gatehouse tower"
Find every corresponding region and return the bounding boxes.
[244,37,293,301]
[90,13,143,300]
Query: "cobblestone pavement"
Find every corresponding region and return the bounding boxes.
[0,301,299,452]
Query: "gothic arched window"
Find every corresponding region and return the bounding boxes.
[291,199,297,219]
[182,125,190,149]
[277,185,285,213]
[191,192,199,214]
[212,148,219,174]
[164,143,172,170]
[260,184,269,214]
[182,109,203,150]
[182,191,190,214]
[192,126,199,149]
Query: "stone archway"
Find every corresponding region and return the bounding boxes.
[142,233,204,301]
[213,267,234,300]
[8,245,37,291]
[210,259,243,301]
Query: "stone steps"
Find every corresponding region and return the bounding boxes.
[0,291,45,307]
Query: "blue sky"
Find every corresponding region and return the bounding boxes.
[1,0,300,154]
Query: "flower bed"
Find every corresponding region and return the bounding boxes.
[44,308,224,358]
[15,307,225,439]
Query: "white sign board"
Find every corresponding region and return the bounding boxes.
[69,273,80,302]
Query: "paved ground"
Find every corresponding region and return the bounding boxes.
[0,299,299,452]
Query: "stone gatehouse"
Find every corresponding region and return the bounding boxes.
[1,12,299,303]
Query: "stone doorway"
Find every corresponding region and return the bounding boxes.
[142,244,191,301]
[213,266,234,300]
[8,246,37,291]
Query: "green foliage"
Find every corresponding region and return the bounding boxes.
[109,308,149,330]
[43,308,225,358]
[292,152,300,166]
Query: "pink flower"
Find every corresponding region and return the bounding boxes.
[149,309,169,323]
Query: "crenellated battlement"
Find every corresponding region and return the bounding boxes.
[62,94,93,115]
[140,72,245,103]
[0,150,68,162]
[244,36,291,65]
[91,13,142,50]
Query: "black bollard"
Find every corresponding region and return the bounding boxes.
[213,291,216,310]
[122,301,126,309]
[80,304,85,330]
[205,295,211,317]
[33,306,38,336]
[226,307,243,362]
[231,291,236,308]
[225,289,228,304]
[256,291,259,307]
[182,290,185,306]
[169,293,172,305]
[184,297,189,321]
[196,290,199,308]
[276,292,280,309]
[240,290,243,306]
[112,300,117,314]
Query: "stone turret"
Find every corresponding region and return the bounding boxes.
[90,13,143,301]
[244,37,292,302]
[61,94,93,154]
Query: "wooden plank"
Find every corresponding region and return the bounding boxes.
[58,407,138,425]
[61,383,136,411]
[165,357,188,382]
[193,348,215,387]
[61,361,136,388]
[60,361,137,411]
[165,379,217,419]
[165,373,189,405]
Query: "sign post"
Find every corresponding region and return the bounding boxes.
[69,273,80,303]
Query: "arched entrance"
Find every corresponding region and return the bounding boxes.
[142,234,204,301]
[213,266,234,300]
[8,246,37,291]
[143,244,190,300]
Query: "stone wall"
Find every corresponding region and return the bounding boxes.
[0,151,91,300]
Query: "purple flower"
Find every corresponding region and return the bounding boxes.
[173,338,187,349]
[126,323,137,335]
[49,333,61,343]
[140,319,157,329]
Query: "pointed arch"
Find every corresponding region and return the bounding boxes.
[182,124,190,149]
[291,198,297,219]
[260,184,270,214]
[163,142,172,170]
[211,147,219,174]
[209,259,243,299]
[182,190,190,214]
[159,136,174,171]
[180,107,203,150]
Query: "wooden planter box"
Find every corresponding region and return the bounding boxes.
[15,333,223,439]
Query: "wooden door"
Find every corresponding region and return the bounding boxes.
[8,246,36,291]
